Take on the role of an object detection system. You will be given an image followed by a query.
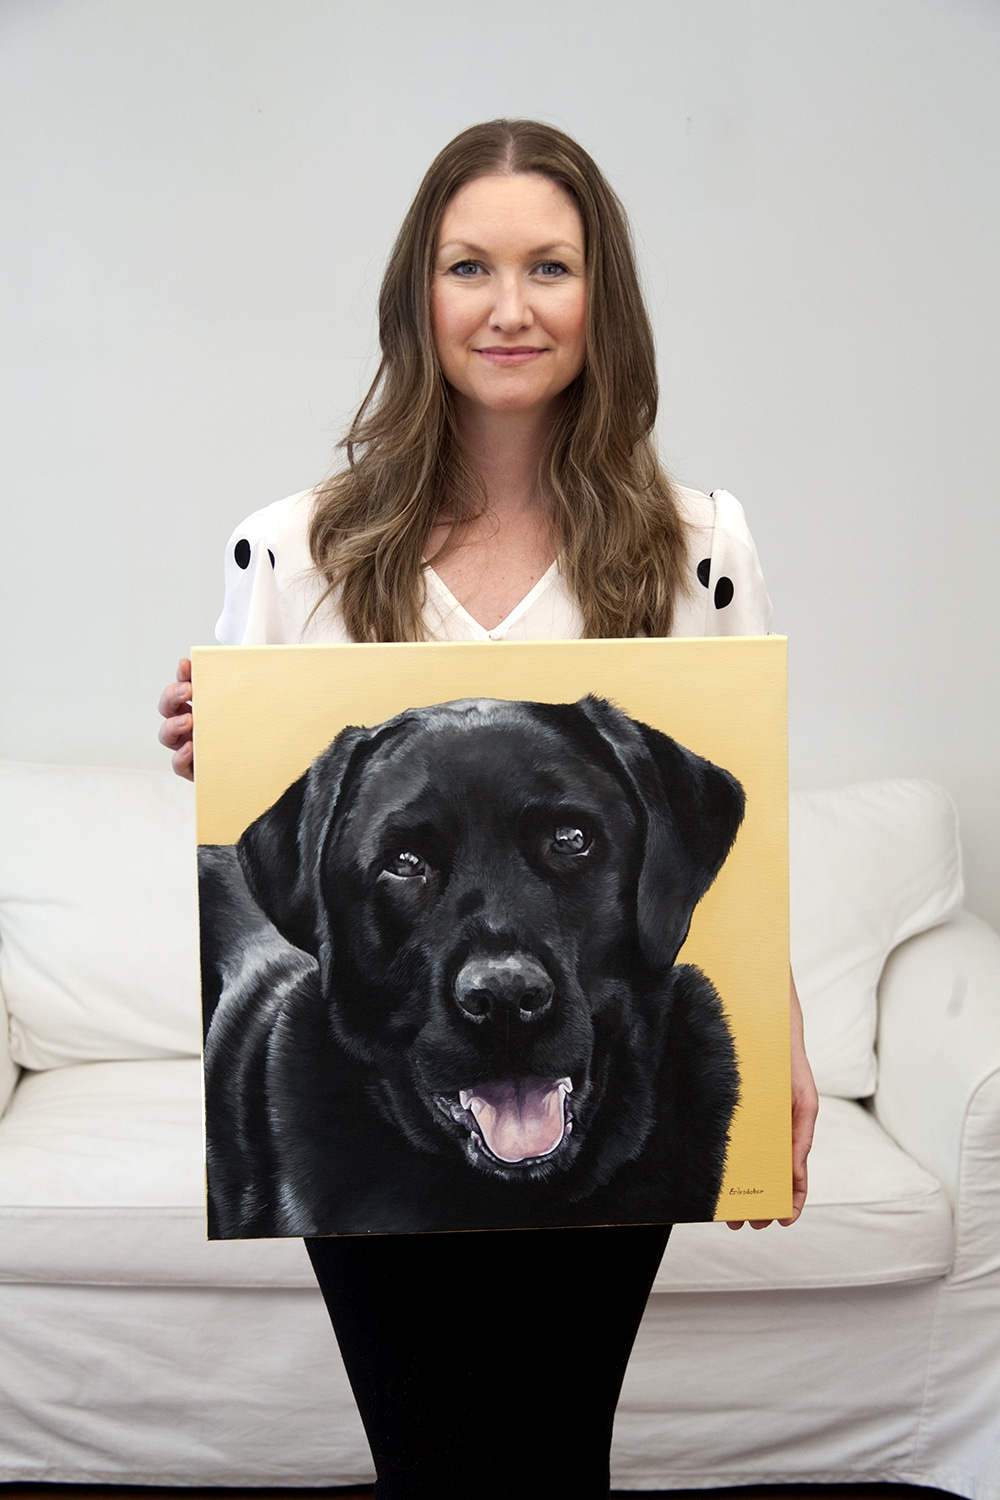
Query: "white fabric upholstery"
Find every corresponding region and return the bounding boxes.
[875,911,1000,1205]
[616,1280,947,1492]
[661,1097,951,1292]
[0,1059,951,1293]
[0,764,965,1091]
[0,763,200,1069]
[0,761,998,1499]
[0,984,17,1120]
[0,1281,372,1488]
[0,1058,314,1288]
[789,778,964,1098]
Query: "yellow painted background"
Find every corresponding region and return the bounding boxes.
[193,636,790,1222]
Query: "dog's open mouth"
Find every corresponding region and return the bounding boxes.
[446,1076,573,1165]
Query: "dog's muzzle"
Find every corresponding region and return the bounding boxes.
[438,954,573,1166]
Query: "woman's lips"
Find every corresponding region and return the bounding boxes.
[474,347,548,365]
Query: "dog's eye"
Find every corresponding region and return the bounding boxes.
[384,850,431,880]
[552,826,591,856]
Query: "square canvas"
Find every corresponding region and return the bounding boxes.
[193,636,789,1236]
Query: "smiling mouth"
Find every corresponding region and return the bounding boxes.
[475,347,548,365]
[438,1076,573,1165]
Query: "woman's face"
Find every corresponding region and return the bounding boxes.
[431,172,587,422]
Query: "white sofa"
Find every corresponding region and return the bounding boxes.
[0,762,998,1498]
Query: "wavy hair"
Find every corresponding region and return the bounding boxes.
[309,118,689,641]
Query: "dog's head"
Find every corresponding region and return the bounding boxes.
[237,697,743,1185]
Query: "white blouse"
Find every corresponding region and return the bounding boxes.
[215,485,772,645]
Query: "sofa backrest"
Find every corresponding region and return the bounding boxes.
[791,778,963,1097]
[0,763,200,1076]
[0,762,964,1105]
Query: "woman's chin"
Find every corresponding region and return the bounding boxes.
[451,380,575,424]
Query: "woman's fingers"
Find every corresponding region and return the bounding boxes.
[171,737,194,782]
[157,683,191,719]
[158,659,195,781]
[158,711,192,751]
[157,712,194,780]
[158,659,192,719]
[727,974,817,1232]
[780,975,818,1226]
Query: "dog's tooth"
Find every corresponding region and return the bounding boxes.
[459,1089,473,1110]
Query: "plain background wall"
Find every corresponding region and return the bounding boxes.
[2,0,998,926]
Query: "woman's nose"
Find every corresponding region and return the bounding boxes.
[489,274,532,332]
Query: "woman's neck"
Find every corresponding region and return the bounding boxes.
[425,398,562,630]
[450,397,556,521]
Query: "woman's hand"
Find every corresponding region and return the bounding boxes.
[727,972,818,1230]
[158,657,194,781]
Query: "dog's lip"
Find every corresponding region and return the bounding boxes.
[447,1076,573,1165]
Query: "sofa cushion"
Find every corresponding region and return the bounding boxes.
[0,1059,313,1287]
[0,763,201,1068]
[790,779,963,1098]
[0,1060,952,1292]
[658,1096,953,1292]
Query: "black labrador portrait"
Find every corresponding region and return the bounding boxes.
[199,695,745,1237]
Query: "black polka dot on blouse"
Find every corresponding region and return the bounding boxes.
[697,557,734,609]
[234,539,275,570]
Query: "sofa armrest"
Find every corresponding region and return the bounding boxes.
[0,980,20,1119]
[873,912,1000,1213]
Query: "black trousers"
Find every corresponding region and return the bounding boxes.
[306,1222,671,1500]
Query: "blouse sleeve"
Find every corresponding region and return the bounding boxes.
[685,489,773,637]
[214,490,329,646]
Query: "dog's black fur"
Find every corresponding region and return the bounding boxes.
[200,696,744,1237]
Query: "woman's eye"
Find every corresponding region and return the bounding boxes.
[384,850,432,879]
[552,826,591,856]
[536,261,568,278]
[449,260,482,278]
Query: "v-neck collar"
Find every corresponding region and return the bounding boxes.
[422,558,562,639]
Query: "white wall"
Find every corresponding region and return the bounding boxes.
[2,0,998,925]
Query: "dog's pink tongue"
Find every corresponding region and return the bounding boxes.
[464,1077,570,1163]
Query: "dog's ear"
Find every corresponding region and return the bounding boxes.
[237,774,314,954]
[632,720,746,893]
[236,724,379,957]
[573,696,745,969]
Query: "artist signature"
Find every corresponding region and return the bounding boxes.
[728,1187,764,1195]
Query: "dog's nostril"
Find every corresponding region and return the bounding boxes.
[454,955,554,1024]
[518,986,550,1015]
[459,988,491,1019]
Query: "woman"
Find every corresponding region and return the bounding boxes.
[160,119,817,1500]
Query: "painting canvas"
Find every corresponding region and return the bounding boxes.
[193,636,790,1237]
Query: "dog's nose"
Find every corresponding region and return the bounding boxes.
[453,954,554,1025]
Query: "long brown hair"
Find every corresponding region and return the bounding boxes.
[309,118,689,641]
